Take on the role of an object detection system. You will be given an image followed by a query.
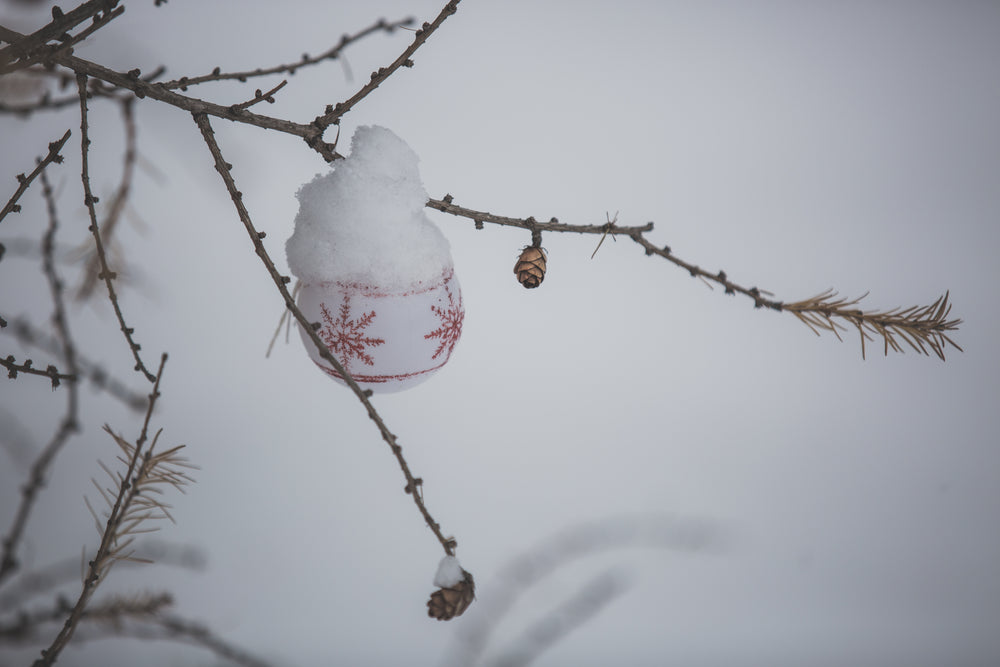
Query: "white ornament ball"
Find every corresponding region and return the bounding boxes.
[297,269,463,393]
[286,125,464,393]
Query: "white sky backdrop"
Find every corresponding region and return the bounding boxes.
[1,1,999,666]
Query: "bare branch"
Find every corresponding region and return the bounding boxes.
[3,317,148,411]
[428,194,963,360]
[0,171,81,588]
[312,0,462,130]
[75,73,157,382]
[1,3,457,161]
[0,129,71,226]
[0,66,162,116]
[0,5,125,76]
[0,355,74,386]
[76,97,138,301]
[229,80,287,112]
[157,16,415,90]
[428,195,654,239]
[0,0,122,74]
[32,354,179,666]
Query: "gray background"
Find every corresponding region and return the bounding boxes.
[1,1,998,665]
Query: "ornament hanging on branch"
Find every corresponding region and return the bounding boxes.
[286,126,464,393]
[514,245,547,289]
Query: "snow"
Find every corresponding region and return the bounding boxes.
[285,125,453,289]
[433,555,466,588]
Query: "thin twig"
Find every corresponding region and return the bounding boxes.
[427,196,653,238]
[0,24,343,159]
[230,80,287,112]
[0,171,81,588]
[157,16,415,90]
[0,4,453,161]
[0,67,161,116]
[76,97,138,301]
[3,317,148,411]
[0,5,125,76]
[0,355,74,386]
[192,112,460,558]
[0,129,71,226]
[0,0,121,73]
[76,73,157,382]
[265,280,301,358]
[312,0,462,130]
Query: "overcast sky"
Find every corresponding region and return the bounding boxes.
[2,2,999,666]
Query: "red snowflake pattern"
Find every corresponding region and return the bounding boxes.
[424,278,464,360]
[318,295,385,368]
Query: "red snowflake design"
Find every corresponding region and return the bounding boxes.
[424,278,464,360]
[318,294,385,369]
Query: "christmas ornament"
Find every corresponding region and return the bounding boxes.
[286,126,464,393]
[514,245,547,288]
[427,556,475,621]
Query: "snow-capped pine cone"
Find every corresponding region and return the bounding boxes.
[513,246,547,289]
[427,569,475,621]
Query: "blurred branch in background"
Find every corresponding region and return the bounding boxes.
[75,96,136,301]
[3,316,149,411]
[0,169,80,587]
[444,513,726,667]
[486,569,632,667]
[0,540,206,611]
[2,590,272,667]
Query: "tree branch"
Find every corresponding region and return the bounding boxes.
[0,0,121,73]
[427,194,963,359]
[76,73,157,382]
[0,170,81,588]
[76,97,137,301]
[0,355,74,386]
[312,0,462,130]
[157,16,415,90]
[0,129,71,227]
[32,353,174,667]
[3,317,149,412]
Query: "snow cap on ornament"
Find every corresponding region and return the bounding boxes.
[286,125,463,393]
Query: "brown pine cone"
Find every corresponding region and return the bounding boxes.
[513,246,547,289]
